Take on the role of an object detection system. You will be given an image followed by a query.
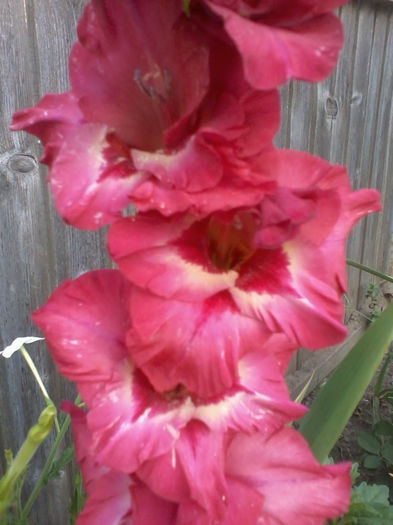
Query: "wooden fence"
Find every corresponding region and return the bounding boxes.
[0,0,392,522]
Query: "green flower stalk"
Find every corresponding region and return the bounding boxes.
[0,405,56,518]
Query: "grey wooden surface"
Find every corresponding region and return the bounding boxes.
[0,0,392,522]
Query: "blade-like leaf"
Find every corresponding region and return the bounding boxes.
[298,300,393,462]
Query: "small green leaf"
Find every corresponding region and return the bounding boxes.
[357,433,380,454]
[374,420,393,437]
[380,444,393,464]
[363,454,382,469]
[350,462,360,484]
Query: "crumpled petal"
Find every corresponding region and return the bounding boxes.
[126,288,270,397]
[137,422,227,520]
[48,124,143,228]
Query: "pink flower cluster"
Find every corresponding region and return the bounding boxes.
[12,1,381,523]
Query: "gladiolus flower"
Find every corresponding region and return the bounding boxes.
[108,150,380,397]
[11,0,280,229]
[32,271,305,487]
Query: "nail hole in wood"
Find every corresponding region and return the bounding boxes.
[325,97,338,119]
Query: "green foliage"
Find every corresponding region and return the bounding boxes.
[331,481,393,524]
[365,282,382,322]
[299,300,393,462]
[351,344,393,496]
[45,446,74,484]
[69,471,86,525]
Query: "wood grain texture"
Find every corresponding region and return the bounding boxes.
[0,0,392,521]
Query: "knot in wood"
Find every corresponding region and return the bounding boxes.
[8,154,37,174]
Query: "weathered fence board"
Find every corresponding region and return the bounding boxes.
[0,0,392,522]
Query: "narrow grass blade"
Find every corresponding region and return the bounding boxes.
[298,301,393,462]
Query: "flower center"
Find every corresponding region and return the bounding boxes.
[162,383,189,402]
[133,65,171,104]
[207,215,255,271]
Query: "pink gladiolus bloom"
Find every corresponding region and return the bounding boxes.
[65,404,350,525]
[197,0,348,89]
[11,0,280,229]
[32,270,305,485]
[108,150,380,397]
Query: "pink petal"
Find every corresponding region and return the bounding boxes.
[64,403,178,525]
[49,124,142,229]
[131,483,178,525]
[226,428,351,524]
[237,351,307,424]
[128,171,275,217]
[63,403,133,525]
[176,480,264,525]
[10,91,83,137]
[76,471,132,525]
[137,422,227,521]
[10,92,84,164]
[32,271,194,472]
[234,90,280,158]
[12,91,143,230]
[204,0,348,20]
[85,363,195,473]
[132,135,222,192]
[209,6,344,89]
[32,270,131,404]
[232,282,347,350]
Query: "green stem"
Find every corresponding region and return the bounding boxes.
[19,346,60,434]
[19,413,71,520]
[346,259,393,284]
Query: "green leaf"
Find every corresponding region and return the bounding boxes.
[298,301,393,462]
[357,433,380,454]
[333,481,393,524]
[45,446,74,483]
[362,454,382,469]
[380,444,393,464]
[350,462,360,484]
[353,481,392,509]
[374,420,393,437]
